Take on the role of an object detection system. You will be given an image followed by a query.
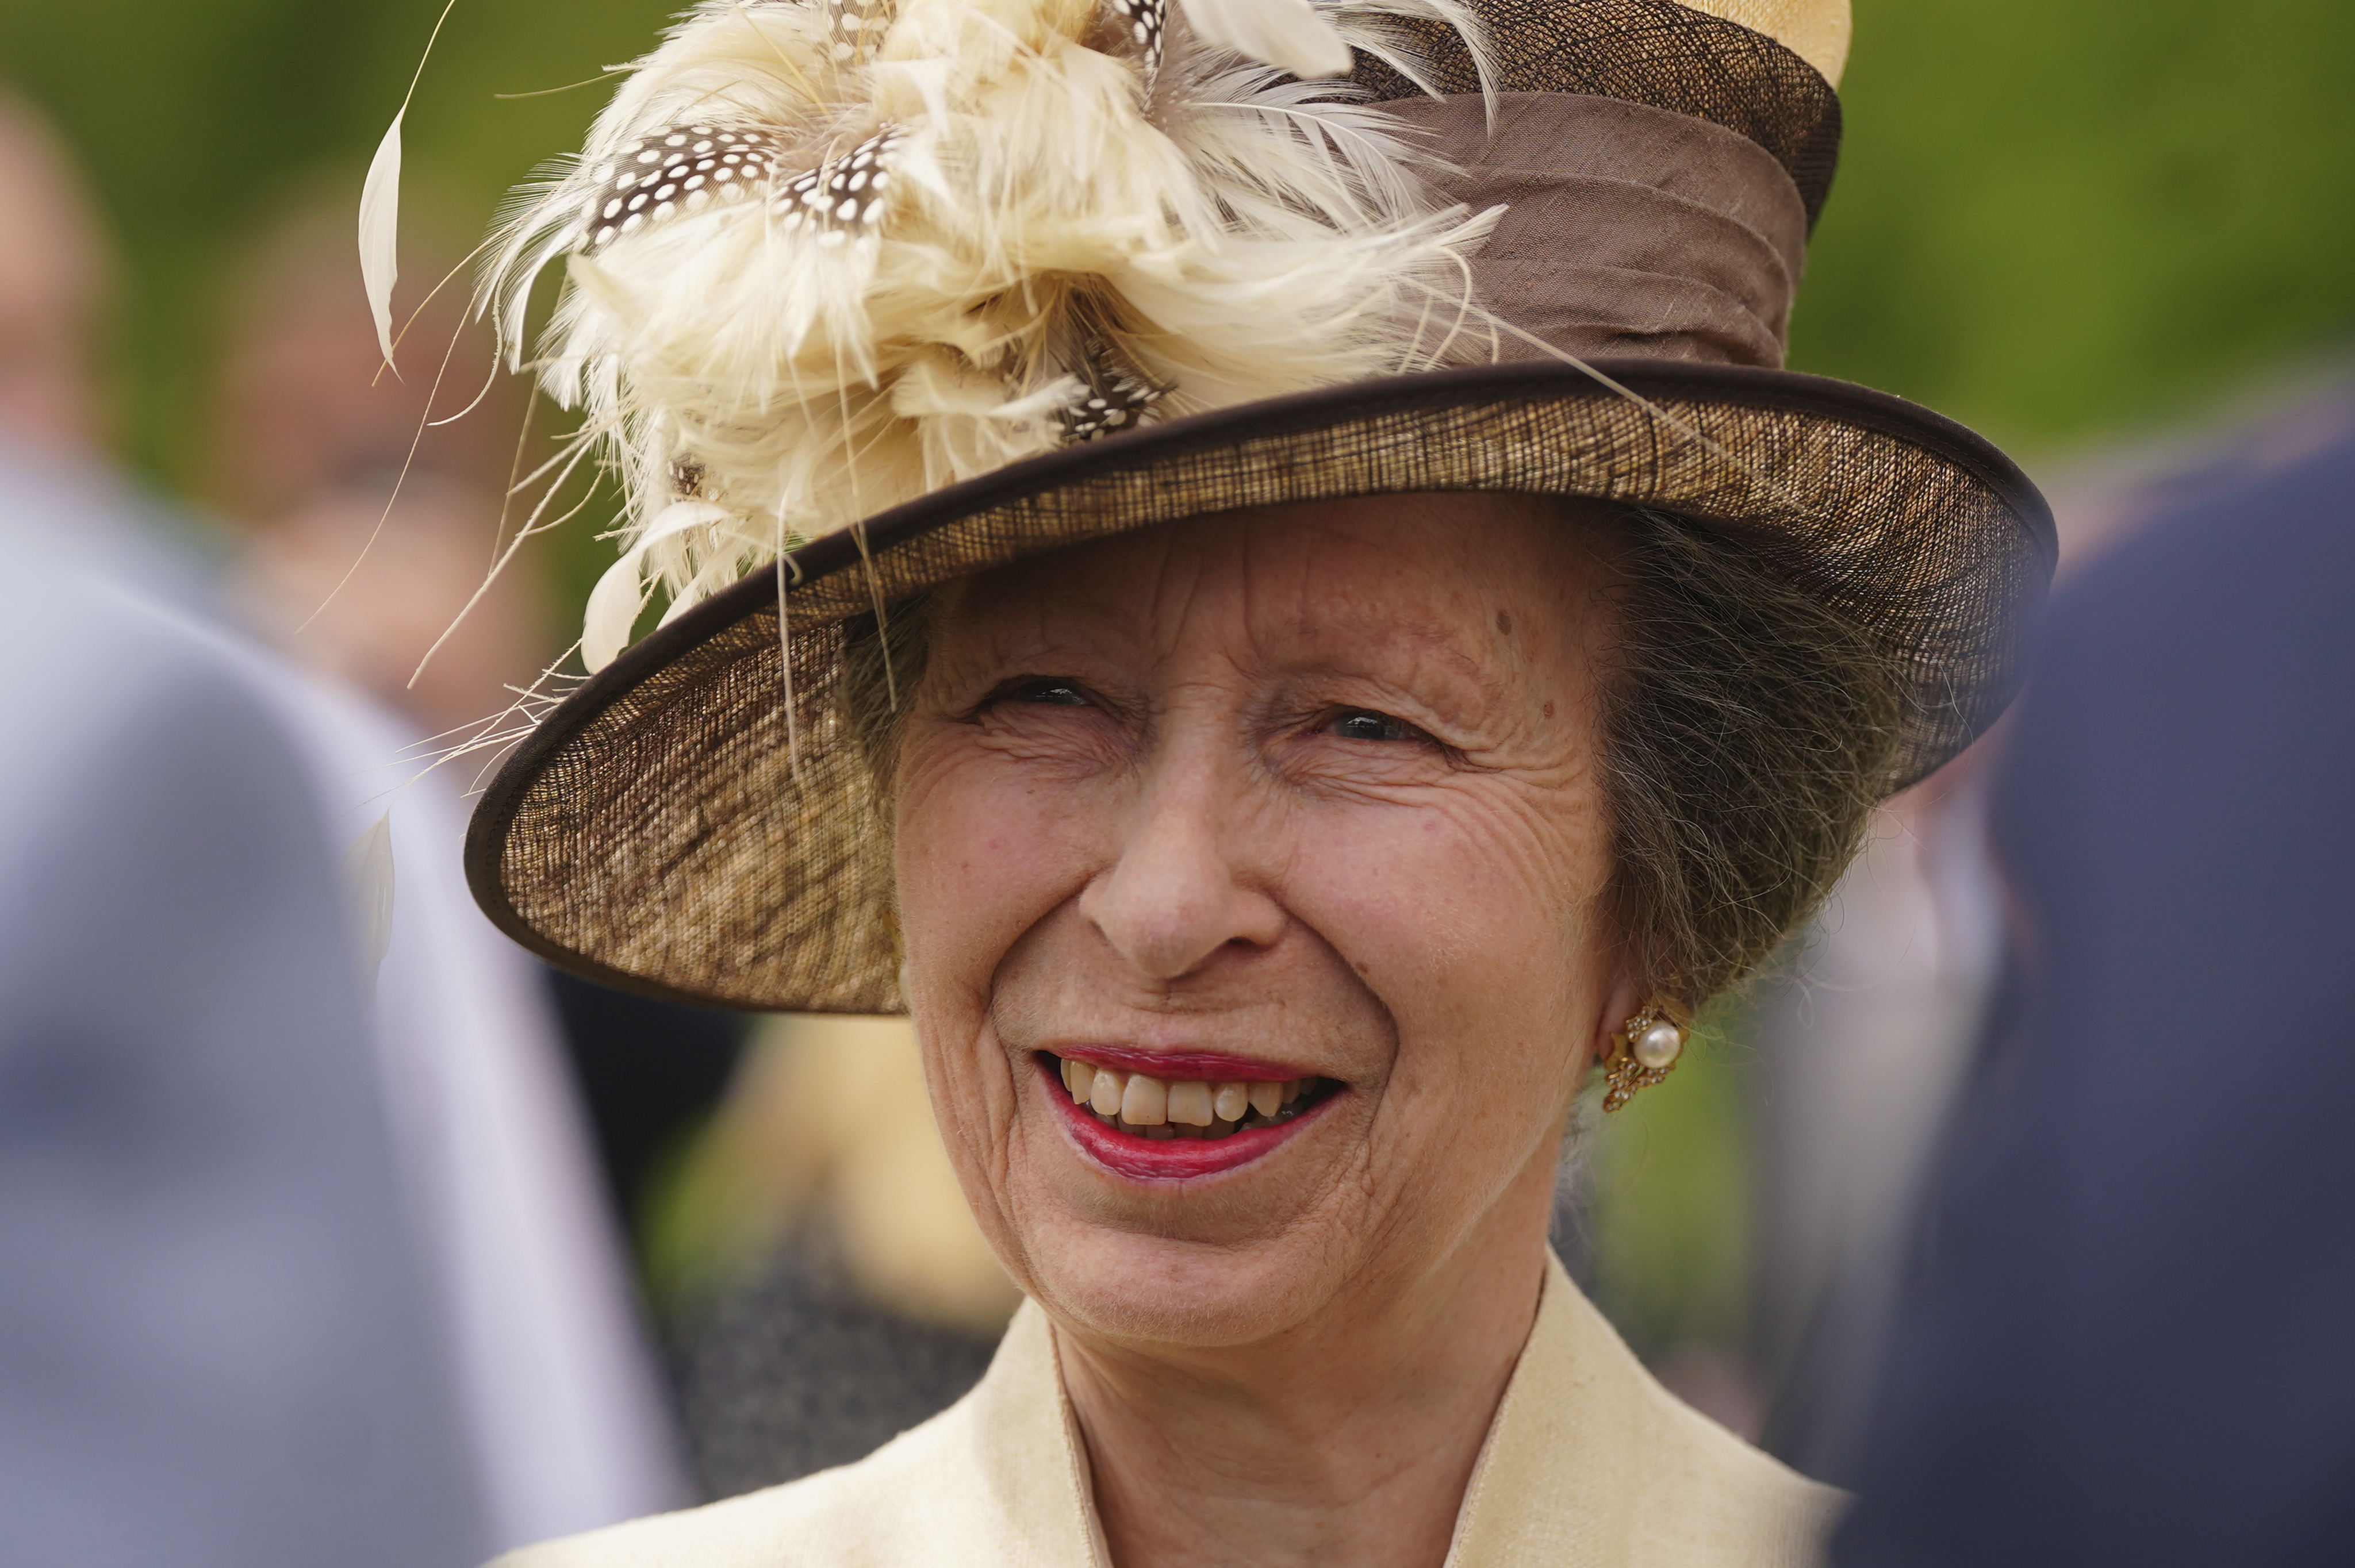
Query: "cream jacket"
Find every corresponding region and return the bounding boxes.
[496,1254,1842,1567]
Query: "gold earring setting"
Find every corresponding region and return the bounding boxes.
[1600,1000,1689,1113]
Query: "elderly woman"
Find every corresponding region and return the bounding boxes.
[461,0,2049,1562]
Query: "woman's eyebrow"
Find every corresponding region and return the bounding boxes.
[965,585,1158,655]
[1267,610,1506,713]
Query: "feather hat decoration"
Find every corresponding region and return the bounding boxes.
[463,0,2059,1013]
[482,0,1503,671]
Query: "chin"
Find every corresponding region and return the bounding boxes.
[981,1057,1379,1347]
[1017,1215,1347,1349]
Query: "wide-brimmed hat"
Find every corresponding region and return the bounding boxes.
[464,0,2053,1012]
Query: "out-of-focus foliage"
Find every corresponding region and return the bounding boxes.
[1796,0,2355,452]
[0,0,674,491]
[0,2,666,634]
[6,0,2352,532]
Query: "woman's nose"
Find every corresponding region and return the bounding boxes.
[1076,759,1285,983]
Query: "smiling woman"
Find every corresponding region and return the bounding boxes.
[903,498,1627,1348]
[892,499,1655,1562]
[849,495,1900,1560]
[465,0,2050,1564]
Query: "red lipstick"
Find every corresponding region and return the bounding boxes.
[1049,1045,1309,1083]
[1038,1057,1334,1181]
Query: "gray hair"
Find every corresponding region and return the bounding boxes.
[839,502,1902,1008]
[1602,508,1901,1002]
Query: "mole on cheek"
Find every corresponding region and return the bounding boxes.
[1543,701,1555,720]
[1495,610,1512,635]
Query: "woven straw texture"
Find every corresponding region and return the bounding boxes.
[475,363,2050,1010]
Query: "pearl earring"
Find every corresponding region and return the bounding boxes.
[1600,1000,1689,1113]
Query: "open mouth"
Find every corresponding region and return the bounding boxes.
[1038,1052,1341,1179]
[1046,1054,1338,1139]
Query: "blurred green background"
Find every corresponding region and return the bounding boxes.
[5,0,2350,1373]
[7,0,2352,491]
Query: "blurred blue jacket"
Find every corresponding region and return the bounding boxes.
[1834,425,2355,1567]
[0,443,490,1568]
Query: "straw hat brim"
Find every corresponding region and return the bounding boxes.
[467,358,2052,1012]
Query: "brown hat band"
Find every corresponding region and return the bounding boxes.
[1390,91,1811,371]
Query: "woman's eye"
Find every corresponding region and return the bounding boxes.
[1007,678,1090,708]
[1328,709,1418,743]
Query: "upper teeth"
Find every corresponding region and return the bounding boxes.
[1059,1058,1313,1140]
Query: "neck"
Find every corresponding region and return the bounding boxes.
[1053,1165,1557,1568]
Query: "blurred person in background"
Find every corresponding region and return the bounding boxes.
[652,1014,1018,1497]
[0,90,488,1566]
[1742,373,2355,1485]
[1743,760,2004,1483]
[210,200,550,744]
[192,192,697,1539]
[0,91,686,1561]
[1833,394,2355,1567]
[208,201,746,1263]
[0,93,106,455]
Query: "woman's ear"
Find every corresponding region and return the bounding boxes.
[1591,971,1647,1070]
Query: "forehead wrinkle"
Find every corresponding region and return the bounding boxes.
[1132,528,1225,674]
[1083,517,1501,718]
[1229,521,1513,722]
[943,506,1557,726]
[1031,529,1229,698]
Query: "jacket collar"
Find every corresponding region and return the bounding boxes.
[981,1252,1839,1567]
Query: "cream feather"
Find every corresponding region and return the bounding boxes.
[1177,0,1351,80]
[483,0,1501,670]
[359,111,404,368]
[360,0,466,372]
